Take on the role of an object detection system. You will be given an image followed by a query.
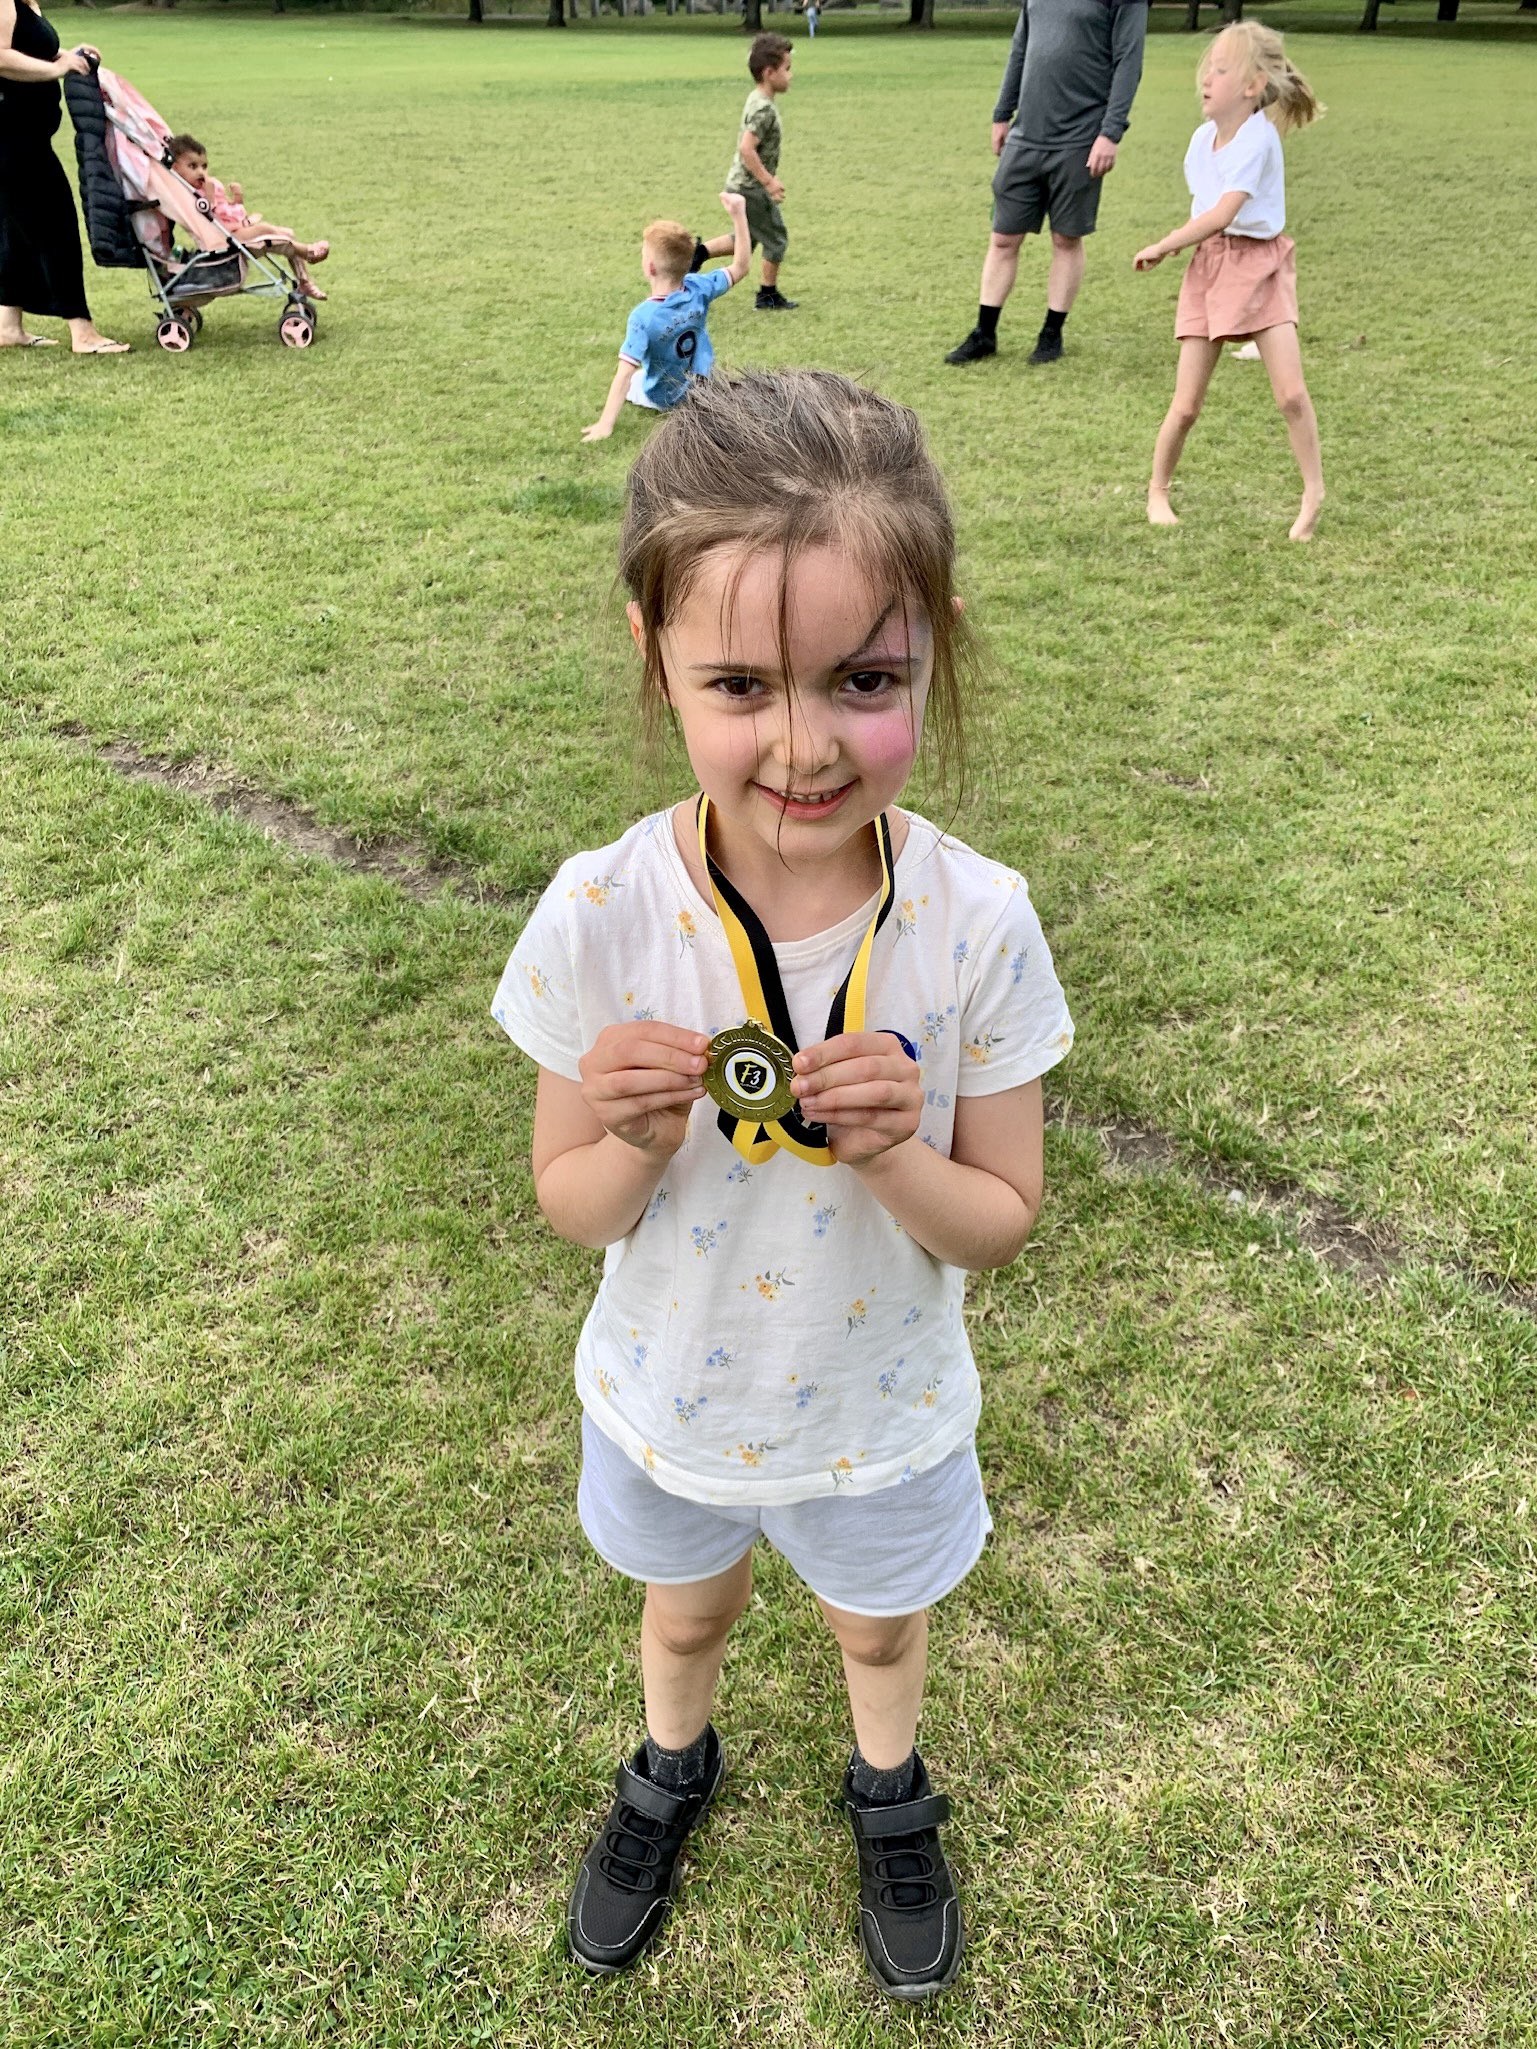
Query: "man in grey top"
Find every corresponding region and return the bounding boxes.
[946,0,1148,367]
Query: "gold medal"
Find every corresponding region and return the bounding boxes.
[705,1022,796,1123]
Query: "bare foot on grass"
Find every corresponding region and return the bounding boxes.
[1147,487,1179,528]
[1290,492,1324,542]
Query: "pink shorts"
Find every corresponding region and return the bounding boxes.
[1175,233,1297,342]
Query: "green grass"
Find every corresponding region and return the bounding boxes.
[3,14,1536,2042]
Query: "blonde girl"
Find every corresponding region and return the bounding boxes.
[1133,22,1325,539]
[492,370,1073,2000]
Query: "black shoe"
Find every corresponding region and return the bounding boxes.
[756,286,798,310]
[944,327,997,365]
[1027,325,1064,365]
[843,1752,963,2001]
[689,237,710,275]
[568,1728,725,1976]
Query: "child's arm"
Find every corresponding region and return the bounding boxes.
[736,129,784,204]
[791,1036,1043,1270]
[531,1022,709,1246]
[582,356,640,443]
[1133,190,1246,270]
[719,190,751,285]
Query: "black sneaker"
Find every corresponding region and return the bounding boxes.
[756,286,798,311]
[1028,325,1064,365]
[567,1728,725,1975]
[944,327,997,365]
[689,237,710,275]
[843,1751,963,2000]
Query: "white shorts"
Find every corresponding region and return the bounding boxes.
[577,1410,993,1618]
[626,369,661,411]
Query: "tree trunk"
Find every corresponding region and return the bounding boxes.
[548,0,565,22]
[909,0,935,25]
[1357,0,1381,22]
[743,0,762,29]
[1184,0,1201,26]
[468,0,483,18]
[1436,0,1459,16]
[1220,0,1242,17]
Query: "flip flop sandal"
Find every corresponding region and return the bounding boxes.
[1,335,58,348]
[73,341,132,355]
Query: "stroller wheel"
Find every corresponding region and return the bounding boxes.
[279,309,314,350]
[156,315,194,353]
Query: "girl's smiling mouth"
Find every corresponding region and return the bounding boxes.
[754,780,856,819]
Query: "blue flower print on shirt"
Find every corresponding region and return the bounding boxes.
[630,1336,650,1371]
[902,1306,922,1328]
[952,938,970,967]
[1008,944,1030,986]
[898,1465,916,1486]
[876,1359,905,1400]
[673,1394,709,1424]
[920,1005,957,1051]
[692,1220,729,1257]
[810,1200,839,1240]
[727,1159,754,1187]
[705,1345,736,1371]
[644,1188,670,1223]
[788,1375,819,1411]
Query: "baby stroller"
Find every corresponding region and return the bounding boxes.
[66,61,320,352]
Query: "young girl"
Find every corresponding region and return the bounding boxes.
[1133,22,1324,540]
[492,370,1073,2000]
[166,133,331,300]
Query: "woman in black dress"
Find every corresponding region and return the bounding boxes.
[0,0,127,352]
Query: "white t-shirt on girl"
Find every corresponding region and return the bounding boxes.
[493,808,1074,1509]
[1184,112,1285,239]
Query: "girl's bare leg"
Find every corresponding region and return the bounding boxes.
[1253,321,1324,539]
[1148,337,1223,526]
[640,1554,753,1749]
[819,1601,929,1769]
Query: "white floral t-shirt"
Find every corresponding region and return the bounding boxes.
[492,808,1073,1507]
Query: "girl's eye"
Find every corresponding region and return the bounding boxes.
[711,675,766,701]
[842,670,899,699]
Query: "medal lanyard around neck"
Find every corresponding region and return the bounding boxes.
[696,792,897,1166]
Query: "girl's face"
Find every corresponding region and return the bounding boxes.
[173,149,209,190]
[637,542,931,870]
[1201,42,1261,125]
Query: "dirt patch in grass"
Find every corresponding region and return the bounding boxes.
[58,727,509,908]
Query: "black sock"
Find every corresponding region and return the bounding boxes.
[645,1724,712,1792]
[1042,306,1067,337]
[849,1746,917,1806]
[977,303,1001,340]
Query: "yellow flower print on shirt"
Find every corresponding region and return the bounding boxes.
[732,1440,774,1468]
[845,1292,874,1336]
[676,910,698,954]
[893,893,930,941]
[524,965,551,1002]
[746,1269,795,1302]
[830,1457,856,1487]
[570,872,624,908]
[962,1028,1005,1066]
[913,1376,942,1410]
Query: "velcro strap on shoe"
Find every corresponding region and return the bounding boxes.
[613,1759,693,1825]
[851,1792,950,1839]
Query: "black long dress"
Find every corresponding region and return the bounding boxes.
[0,2,91,320]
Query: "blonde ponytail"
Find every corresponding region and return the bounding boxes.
[1200,20,1324,138]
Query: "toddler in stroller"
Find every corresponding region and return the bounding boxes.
[167,134,330,301]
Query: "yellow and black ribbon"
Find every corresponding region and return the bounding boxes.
[697,793,896,1166]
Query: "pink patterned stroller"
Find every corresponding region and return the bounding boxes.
[66,61,321,352]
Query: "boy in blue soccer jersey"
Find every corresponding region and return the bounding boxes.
[582,195,751,443]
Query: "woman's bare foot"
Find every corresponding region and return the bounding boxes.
[1289,491,1324,542]
[67,318,130,355]
[1147,487,1179,528]
[0,331,58,347]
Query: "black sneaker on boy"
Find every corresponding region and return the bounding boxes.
[567,1727,725,1975]
[944,327,997,365]
[756,285,798,311]
[842,1750,964,2001]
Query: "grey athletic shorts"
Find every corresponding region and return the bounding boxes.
[577,1410,993,1617]
[742,185,789,264]
[992,136,1102,239]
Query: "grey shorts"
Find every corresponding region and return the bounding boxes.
[742,185,789,264]
[992,137,1102,240]
[577,1410,992,1617]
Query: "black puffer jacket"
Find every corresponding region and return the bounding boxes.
[64,67,144,270]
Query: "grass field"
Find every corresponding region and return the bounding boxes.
[4,11,1536,2043]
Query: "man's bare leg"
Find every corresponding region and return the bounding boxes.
[1046,231,1085,315]
[979,229,1025,312]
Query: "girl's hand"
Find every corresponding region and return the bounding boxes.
[229,180,244,205]
[581,420,613,442]
[579,1021,708,1157]
[792,1032,922,1168]
[1133,244,1167,271]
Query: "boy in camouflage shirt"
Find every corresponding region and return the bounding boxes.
[695,34,797,312]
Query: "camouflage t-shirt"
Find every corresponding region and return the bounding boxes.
[726,87,783,193]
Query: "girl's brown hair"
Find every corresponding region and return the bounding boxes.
[1201,21,1323,137]
[619,369,973,798]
